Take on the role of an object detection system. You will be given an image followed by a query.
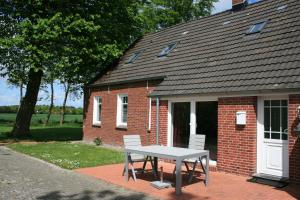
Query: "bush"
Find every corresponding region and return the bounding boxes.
[93,137,102,146]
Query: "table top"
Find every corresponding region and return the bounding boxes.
[125,145,209,160]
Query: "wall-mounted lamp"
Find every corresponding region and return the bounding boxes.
[294,106,300,137]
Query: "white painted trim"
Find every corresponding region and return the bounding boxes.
[164,96,217,102]
[190,100,196,135]
[160,92,298,101]
[148,97,152,131]
[167,100,172,147]
[257,95,289,177]
[256,97,264,174]
[92,96,101,126]
[116,94,128,128]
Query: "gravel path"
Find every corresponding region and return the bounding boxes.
[0,146,158,200]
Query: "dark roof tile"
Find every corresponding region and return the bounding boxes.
[92,0,300,96]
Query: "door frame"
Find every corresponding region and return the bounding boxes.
[256,95,289,177]
[167,96,217,147]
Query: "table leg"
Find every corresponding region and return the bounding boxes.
[205,154,209,186]
[153,157,158,176]
[124,151,129,181]
[175,159,182,195]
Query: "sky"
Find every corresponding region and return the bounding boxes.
[0,0,258,108]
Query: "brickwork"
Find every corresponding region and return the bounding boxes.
[217,97,257,176]
[83,81,158,146]
[288,94,300,183]
[150,100,168,146]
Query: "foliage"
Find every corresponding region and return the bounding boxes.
[93,137,102,146]
[0,105,83,115]
[8,142,124,169]
[138,0,217,32]
[0,0,216,136]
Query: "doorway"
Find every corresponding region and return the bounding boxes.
[172,102,190,148]
[196,102,218,161]
[257,98,289,177]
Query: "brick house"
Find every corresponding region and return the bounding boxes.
[83,0,300,183]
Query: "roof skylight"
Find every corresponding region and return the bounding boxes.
[127,51,142,63]
[246,21,267,34]
[277,5,287,11]
[158,43,177,57]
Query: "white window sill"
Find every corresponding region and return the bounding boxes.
[92,122,101,127]
[116,124,127,129]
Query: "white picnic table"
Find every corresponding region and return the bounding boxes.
[124,145,209,195]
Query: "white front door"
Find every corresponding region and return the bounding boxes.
[257,98,289,177]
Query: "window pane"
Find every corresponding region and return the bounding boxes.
[264,100,270,107]
[282,133,288,140]
[122,96,128,104]
[281,100,287,107]
[264,107,270,132]
[98,103,102,122]
[271,107,280,132]
[271,132,280,139]
[282,107,287,132]
[271,100,280,107]
[264,132,270,139]
[122,104,128,123]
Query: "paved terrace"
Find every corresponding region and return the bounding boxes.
[76,162,300,200]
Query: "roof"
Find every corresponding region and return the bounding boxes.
[91,0,300,97]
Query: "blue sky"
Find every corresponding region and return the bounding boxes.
[0,0,257,108]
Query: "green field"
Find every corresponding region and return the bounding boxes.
[0,113,83,125]
[0,112,124,170]
[0,113,83,141]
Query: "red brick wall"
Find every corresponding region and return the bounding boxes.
[83,81,159,146]
[217,96,257,176]
[288,94,300,183]
[150,100,168,146]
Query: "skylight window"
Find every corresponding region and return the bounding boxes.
[277,5,287,11]
[246,21,267,34]
[127,51,142,64]
[158,43,177,57]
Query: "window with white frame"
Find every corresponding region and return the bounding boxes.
[93,96,102,125]
[117,94,128,127]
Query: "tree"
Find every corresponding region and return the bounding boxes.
[139,0,217,32]
[44,80,54,126]
[0,0,142,137]
[0,0,216,137]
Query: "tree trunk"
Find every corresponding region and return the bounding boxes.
[11,69,43,137]
[60,83,70,126]
[19,82,23,106]
[44,81,54,126]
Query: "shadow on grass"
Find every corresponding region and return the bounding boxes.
[30,127,83,141]
[0,126,83,142]
[36,189,153,200]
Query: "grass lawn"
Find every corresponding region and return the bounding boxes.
[0,113,124,170]
[8,142,124,169]
[0,113,83,142]
[0,124,83,142]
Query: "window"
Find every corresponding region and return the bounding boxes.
[158,43,177,57]
[127,51,142,64]
[93,96,102,125]
[117,94,128,127]
[264,100,288,140]
[246,21,267,34]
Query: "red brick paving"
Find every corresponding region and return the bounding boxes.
[75,162,300,200]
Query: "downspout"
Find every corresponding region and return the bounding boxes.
[156,97,160,145]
